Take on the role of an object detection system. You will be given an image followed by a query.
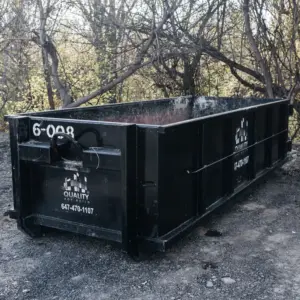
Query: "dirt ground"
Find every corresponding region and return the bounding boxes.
[1,131,300,300]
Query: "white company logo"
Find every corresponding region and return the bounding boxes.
[234,117,249,171]
[62,172,90,202]
[235,117,248,151]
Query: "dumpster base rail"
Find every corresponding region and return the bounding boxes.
[142,156,288,253]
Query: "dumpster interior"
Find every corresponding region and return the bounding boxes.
[37,96,279,125]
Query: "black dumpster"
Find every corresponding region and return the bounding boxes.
[5,96,292,256]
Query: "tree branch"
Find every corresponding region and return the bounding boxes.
[32,30,73,106]
[230,67,265,94]
[66,1,181,108]
[243,0,274,97]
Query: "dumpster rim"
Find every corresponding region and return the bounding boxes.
[4,97,289,127]
[161,98,289,128]
[3,95,191,120]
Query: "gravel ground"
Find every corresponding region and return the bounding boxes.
[1,132,300,300]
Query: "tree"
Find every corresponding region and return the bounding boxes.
[29,0,183,107]
[197,0,300,102]
[139,0,227,97]
[1,0,300,131]
[0,0,33,115]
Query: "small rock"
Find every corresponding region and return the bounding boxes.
[71,274,85,282]
[221,277,236,284]
[206,281,214,288]
[22,289,30,294]
[205,230,222,237]
[202,262,218,270]
[292,231,296,234]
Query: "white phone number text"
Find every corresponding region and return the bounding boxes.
[61,203,94,214]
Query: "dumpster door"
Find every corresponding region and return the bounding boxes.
[7,116,138,255]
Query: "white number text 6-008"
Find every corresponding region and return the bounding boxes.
[32,123,75,139]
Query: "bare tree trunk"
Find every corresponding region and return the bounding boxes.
[44,37,73,107]
[41,47,55,109]
[37,0,55,109]
[243,0,274,98]
[36,0,73,107]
